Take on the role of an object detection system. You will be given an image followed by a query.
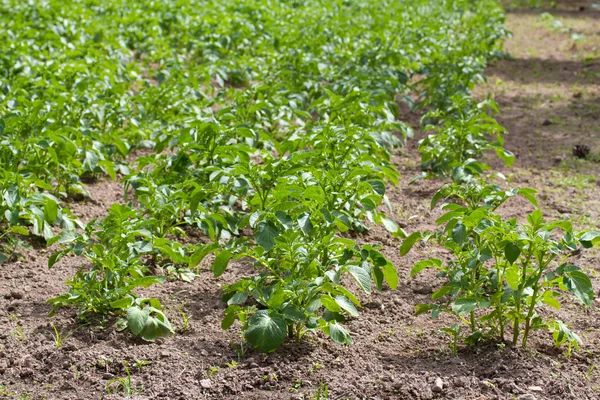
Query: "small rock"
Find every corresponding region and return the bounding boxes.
[453,376,470,388]
[199,379,212,389]
[528,386,543,392]
[517,395,536,400]
[9,290,23,299]
[200,349,208,357]
[160,351,170,358]
[541,119,552,126]
[420,386,433,400]
[432,377,444,393]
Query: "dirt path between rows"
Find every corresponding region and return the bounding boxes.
[1,3,599,400]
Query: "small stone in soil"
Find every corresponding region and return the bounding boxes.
[527,386,543,392]
[517,395,536,400]
[432,377,444,393]
[199,379,212,389]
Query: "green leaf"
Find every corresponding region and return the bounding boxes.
[541,291,561,310]
[495,147,514,167]
[347,265,372,293]
[255,221,279,252]
[222,310,237,330]
[212,250,232,278]
[381,262,398,290]
[127,306,149,336]
[400,232,421,256]
[410,258,442,277]
[57,231,78,243]
[517,188,538,207]
[297,213,313,236]
[564,271,594,306]
[335,296,359,317]
[381,216,399,235]
[227,292,248,306]
[128,276,165,288]
[44,198,58,224]
[415,303,436,316]
[580,231,600,248]
[110,297,134,310]
[139,312,173,342]
[320,295,342,313]
[281,304,305,322]
[0,253,7,265]
[244,310,287,353]
[451,298,477,315]
[327,322,352,345]
[367,179,386,195]
[504,243,521,265]
[452,223,467,246]
[8,226,29,235]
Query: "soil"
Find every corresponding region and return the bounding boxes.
[1,2,600,399]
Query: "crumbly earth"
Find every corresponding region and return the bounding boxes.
[1,2,599,400]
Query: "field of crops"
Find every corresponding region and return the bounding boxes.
[1,0,600,399]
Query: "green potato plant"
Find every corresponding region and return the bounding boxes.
[403,179,596,351]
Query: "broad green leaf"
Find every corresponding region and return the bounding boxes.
[381,216,399,235]
[227,292,248,305]
[335,296,359,317]
[281,304,305,322]
[9,226,29,235]
[244,310,287,353]
[347,265,372,293]
[140,314,173,342]
[327,322,352,345]
[222,310,237,330]
[320,295,342,313]
[452,224,467,246]
[297,213,313,236]
[580,231,600,248]
[451,298,477,315]
[564,271,594,306]
[128,276,165,288]
[381,262,398,290]
[255,221,279,252]
[541,291,561,310]
[212,250,232,278]
[127,306,149,336]
[44,198,58,224]
[504,243,521,265]
[400,232,421,256]
[410,258,442,277]
[110,297,134,310]
[505,266,520,290]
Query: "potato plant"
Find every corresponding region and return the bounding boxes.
[403,179,597,351]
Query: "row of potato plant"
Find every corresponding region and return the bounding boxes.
[403,91,598,353]
[1,0,513,351]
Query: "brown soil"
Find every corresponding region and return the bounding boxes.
[1,2,600,400]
